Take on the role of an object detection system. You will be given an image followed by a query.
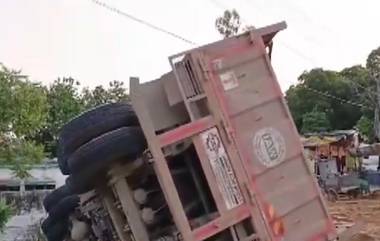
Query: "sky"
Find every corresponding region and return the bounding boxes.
[1,0,380,92]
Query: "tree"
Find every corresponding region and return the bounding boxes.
[0,139,45,194]
[340,65,375,118]
[367,47,380,140]
[82,80,129,109]
[356,116,374,142]
[286,68,364,132]
[32,79,130,156]
[31,77,84,156]
[0,64,48,137]
[108,80,130,102]
[215,9,241,38]
[0,200,11,233]
[0,64,48,180]
[81,85,109,108]
[301,108,331,133]
[367,47,380,80]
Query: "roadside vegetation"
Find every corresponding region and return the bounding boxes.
[0,64,130,230]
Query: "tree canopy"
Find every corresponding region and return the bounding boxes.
[286,68,368,132]
[367,47,380,140]
[301,108,331,133]
[0,64,48,137]
[0,64,47,178]
[0,200,11,233]
[32,79,130,157]
[286,67,374,136]
[215,9,241,38]
[0,64,130,172]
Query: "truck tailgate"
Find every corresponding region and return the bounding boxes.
[185,31,335,241]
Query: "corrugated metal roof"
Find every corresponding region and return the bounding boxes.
[302,130,357,147]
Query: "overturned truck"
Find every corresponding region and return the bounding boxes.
[42,22,359,241]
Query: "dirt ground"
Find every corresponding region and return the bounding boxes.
[328,194,380,241]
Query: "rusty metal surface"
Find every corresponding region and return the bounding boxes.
[128,21,336,241]
[186,30,334,240]
[130,77,194,241]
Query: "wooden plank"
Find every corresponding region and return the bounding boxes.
[99,187,131,241]
[255,21,287,38]
[130,77,193,241]
[240,233,260,241]
[193,205,250,241]
[158,116,214,147]
[114,178,150,241]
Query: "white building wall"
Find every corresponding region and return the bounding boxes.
[0,166,66,187]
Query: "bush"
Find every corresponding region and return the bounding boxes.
[0,200,11,233]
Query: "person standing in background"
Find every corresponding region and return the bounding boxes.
[346,145,359,172]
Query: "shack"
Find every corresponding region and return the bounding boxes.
[301,130,359,174]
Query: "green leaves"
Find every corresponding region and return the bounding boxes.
[0,64,48,137]
[367,47,380,140]
[0,65,47,178]
[0,139,45,179]
[301,108,331,133]
[0,201,11,233]
[42,77,84,155]
[286,67,371,134]
[215,9,241,38]
[367,47,380,79]
[356,116,374,142]
[82,80,130,109]
[12,81,48,137]
[0,64,131,178]
[32,78,130,156]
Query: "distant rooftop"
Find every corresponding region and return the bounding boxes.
[302,130,358,148]
[303,129,357,137]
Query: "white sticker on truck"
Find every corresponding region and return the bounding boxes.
[201,127,244,210]
[219,71,239,91]
[253,127,286,167]
[212,58,223,70]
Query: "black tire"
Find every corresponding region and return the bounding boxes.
[49,195,80,220]
[42,196,79,233]
[57,103,139,174]
[65,174,96,195]
[43,218,69,241]
[43,185,71,212]
[68,126,146,174]
[57,148,70,175]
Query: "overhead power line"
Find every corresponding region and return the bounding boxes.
[351,81,379,97]
[92,0,319,66]
[91,0,197,45]
[276,0,336,36]
[303,86,371,108]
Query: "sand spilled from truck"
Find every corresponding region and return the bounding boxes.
[328,194,380,241]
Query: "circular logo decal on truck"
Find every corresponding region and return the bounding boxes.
[253,127,286,167]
